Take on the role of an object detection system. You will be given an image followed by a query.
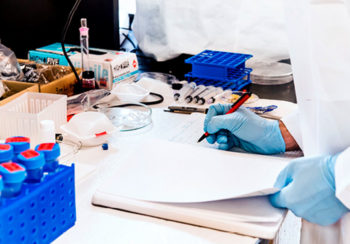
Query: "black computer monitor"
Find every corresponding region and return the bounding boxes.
[0,0,120,58]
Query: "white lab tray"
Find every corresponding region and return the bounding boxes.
[0,92,67,145]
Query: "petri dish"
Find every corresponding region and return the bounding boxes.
[249,60,293,85]
[137,72,178,85]
[99,103,152,132]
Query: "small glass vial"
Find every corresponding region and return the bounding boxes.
[0,162,27,198]
[17,150,45,183]
[35,143,61,172]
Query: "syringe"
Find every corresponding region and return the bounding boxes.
[80,18,95,90]
[185,85,207,103]
[198,87,224,105]
[174,82,196,101]
[193,86,215,103]
[207,89,233,104]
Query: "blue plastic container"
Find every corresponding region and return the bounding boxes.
[0,144,14,163]
[17,150,45,183]
[5,137,30,162]
[0,175,3,200]
[0,165,76,244]
[185,75,252,91]
[185,50,253,91]
[185,50,252,80]
[35,143,61,172]
[0,162,27,198]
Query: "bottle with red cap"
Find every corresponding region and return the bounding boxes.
[5,136,30,162]
[17,149,45,183]
[0,143,14,163]
[35,143,61,172]
[0,162,27,197]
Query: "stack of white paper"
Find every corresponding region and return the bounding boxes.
[92,139,291,239]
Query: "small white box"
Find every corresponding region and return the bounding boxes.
[0,92,67,145]
[71,51,139,90]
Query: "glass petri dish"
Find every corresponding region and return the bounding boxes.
[249,60,293,85]
[99,103,152,132]
[137,72,178,85]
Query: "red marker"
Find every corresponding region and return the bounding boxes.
[197,92,252,143]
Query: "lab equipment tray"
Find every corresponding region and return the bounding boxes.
[0,92,67,146]
[185,72,251,91]
[185,50,253,90]
[0,164,76,244]
[185,50,252,81]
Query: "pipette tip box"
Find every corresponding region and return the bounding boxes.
[0,164,76,244]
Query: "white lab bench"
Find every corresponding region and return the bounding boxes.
[54,118,300,243]
[54,82,301,244]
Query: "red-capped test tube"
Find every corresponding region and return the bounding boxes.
[17,150,45,183]
[0,144,14,163]
[0,162,27,197]
[5,137,30,162]
[35,143,61,172]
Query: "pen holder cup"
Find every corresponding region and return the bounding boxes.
[0,165,76,244]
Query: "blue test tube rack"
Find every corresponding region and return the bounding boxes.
[185,50,253,91]
[0,164,76,244]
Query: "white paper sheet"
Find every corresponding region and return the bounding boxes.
[92,192,286,239]
[93,193,284,223]
[150,111,213,145]
[96,139,290,203]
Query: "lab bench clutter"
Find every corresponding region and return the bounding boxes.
[0,38,295,242]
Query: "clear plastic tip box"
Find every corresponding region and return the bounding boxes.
[0,165,76,244]
[185,50,253,90]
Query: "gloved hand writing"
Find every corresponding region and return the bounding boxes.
[269,155,349,226]
[203,104,285,154]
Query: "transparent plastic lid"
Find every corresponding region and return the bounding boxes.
[249,60,293,85]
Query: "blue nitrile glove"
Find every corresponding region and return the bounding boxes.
[269,155,349,226]
[203,104,285,154]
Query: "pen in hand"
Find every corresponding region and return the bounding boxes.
[197,92,252,143]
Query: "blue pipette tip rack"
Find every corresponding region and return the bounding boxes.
[185,50,253,90]
[0,164,76,244]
